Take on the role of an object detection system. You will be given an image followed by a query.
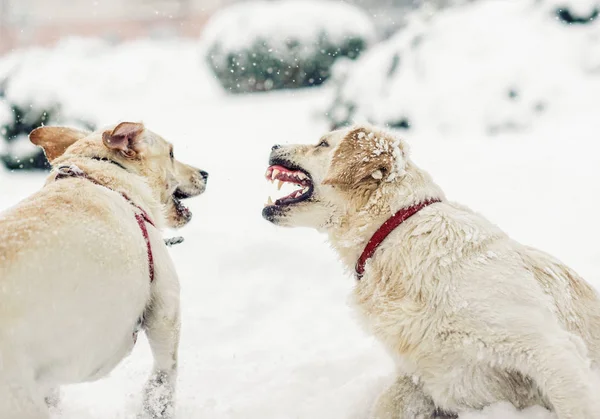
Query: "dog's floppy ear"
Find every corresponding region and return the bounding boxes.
[323,126,404,187]
[30,126,89,162]
[102,122,145,158]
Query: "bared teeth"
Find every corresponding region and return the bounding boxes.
[265,166,312,204]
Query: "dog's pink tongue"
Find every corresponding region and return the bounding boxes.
[269,165,290,172]
[266,165,295,178]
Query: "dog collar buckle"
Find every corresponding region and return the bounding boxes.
[55,164,85,180]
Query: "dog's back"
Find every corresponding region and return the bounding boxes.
[0,178,151,384]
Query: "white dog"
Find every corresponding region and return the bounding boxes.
[0,122,207,419]
[262,124,600,419]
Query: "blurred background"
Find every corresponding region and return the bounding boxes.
[0,0,419,169]
[0,0,599,170]
[1,1,599,418]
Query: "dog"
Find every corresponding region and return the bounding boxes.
[0,122,207,419]
[262,124,600,419]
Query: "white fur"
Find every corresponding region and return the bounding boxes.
[264,124,600,419]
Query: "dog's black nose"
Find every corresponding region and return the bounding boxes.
[199,170,209,181]
[271,144,281,151]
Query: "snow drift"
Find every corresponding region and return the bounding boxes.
[326,0,600,135]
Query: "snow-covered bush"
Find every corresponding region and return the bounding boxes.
[0,42,97,170]
[0,37,219,170]
[325,0,600,134]
[201,0,376,93]
[552,0,599,24]
[0,98,56,171]
[0,98,93,171]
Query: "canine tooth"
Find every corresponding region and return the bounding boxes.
[303,187,309,193]
[277,180,284,190]
[268,196,273,205]
[298,173,307,179]
[272,169,280,179]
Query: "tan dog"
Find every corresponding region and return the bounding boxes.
[263,124,600,419]
[0,122,207,419]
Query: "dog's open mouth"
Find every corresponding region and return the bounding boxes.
[172,189,192,220]
[264,163,313,207]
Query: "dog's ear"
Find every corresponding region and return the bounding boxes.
[102,122,145,158]
[30,126,89,162]
[323,127,404,187]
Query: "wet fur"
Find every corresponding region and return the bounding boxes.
[264,124,600,419]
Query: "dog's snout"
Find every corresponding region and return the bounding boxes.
[271,144,281,151]
[199,170,209,181]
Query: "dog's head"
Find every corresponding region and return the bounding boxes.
[30,122,208,228]
[262,124,413,230]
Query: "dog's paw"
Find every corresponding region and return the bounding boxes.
[142,371,175,419]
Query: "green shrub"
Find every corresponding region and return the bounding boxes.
[202,0,375,93]
[207,34,369,93]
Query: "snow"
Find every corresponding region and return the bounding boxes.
[0,99,12,127]
[0,3,599,417]
[0,37,222,127]
[0,99,12,154]
[326,0,600,134]
[199,0,376,55]
[4,134,39,158]
[0,85,598,419]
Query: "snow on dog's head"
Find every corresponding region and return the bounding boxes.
[30,122,208,228]
[262,124,420,230]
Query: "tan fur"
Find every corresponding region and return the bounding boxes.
[29,126,88,162]
[264,124,600,419]
[323,127,398,187]
[101,121,145,157]
[0,122,207,419]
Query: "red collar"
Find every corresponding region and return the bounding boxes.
[55,165,156,282]
[355,199,441,279]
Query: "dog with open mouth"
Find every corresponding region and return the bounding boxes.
[263,124,600,419]
[0,122,206,419]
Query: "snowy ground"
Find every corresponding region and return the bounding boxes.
[1,85,599,419]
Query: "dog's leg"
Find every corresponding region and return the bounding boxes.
[142,303,180,419]
[370,375,437,419]
[481,331,600,419]
[141,266,181,419]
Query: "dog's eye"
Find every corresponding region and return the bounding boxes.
[169,148,174,159]
[318,140,329,148]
